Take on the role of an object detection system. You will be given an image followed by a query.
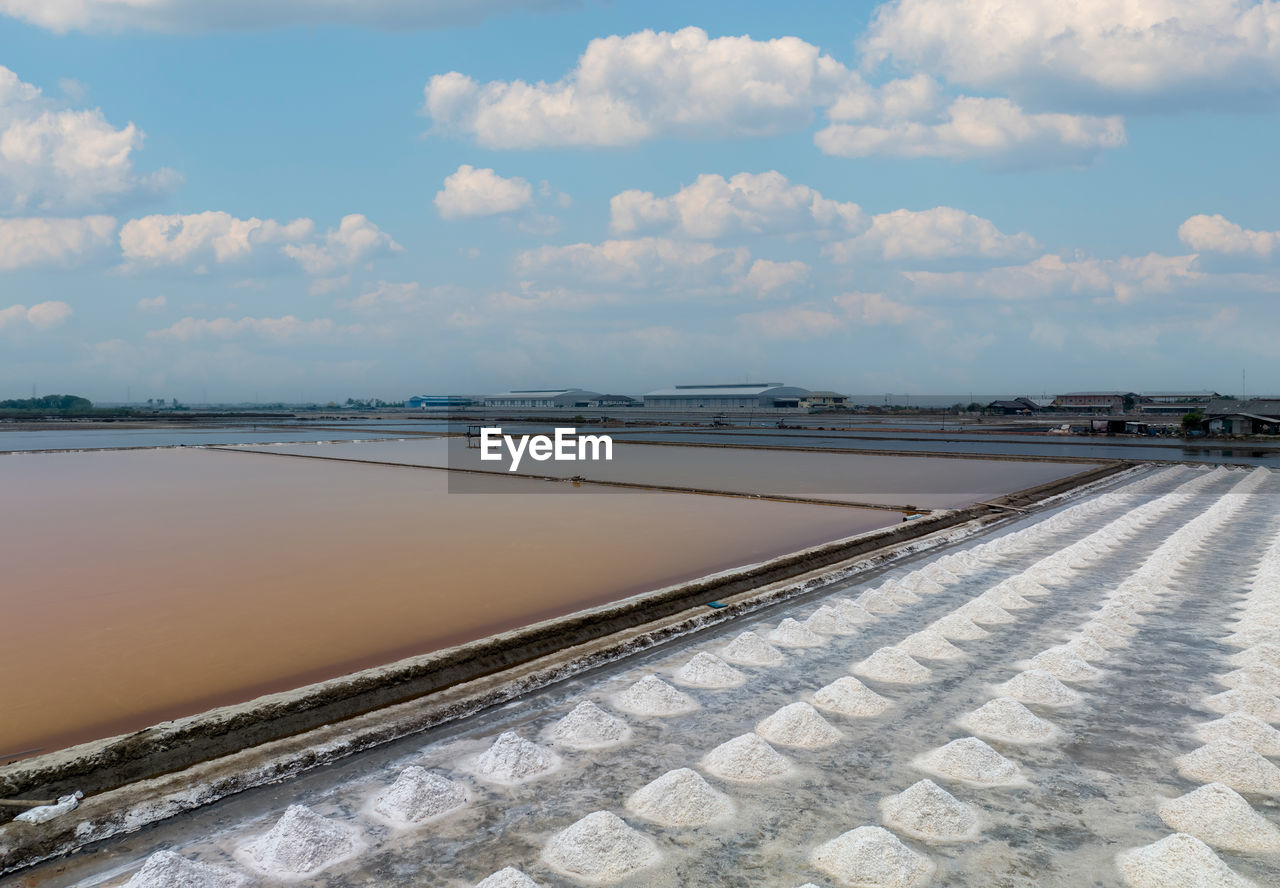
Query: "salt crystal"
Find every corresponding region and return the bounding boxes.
[720,631,786,667]
[1116,833,1258,888]
[700,733,793,782]
[625,767,733,827]
[240,805,360,878]
[914,737,1024,787]
[853,648,932,685]
[993,670,1082,708]
[831,598,877,625]
[1176,741,1280,795]
[1218,665,1280,696]
[897,630,966,662]
[1229,643,1280,671]
[755,702,842,749]
[371,767,468,826]
[673,652,747,689]
[855,590,901,614]
[955,697,1058,745]
[1158,783,1280,853]
[956,599,1014,625]
[549,701,631,750]
[466,732,560,785]
[812,676,893,718]
[611,675,698,717]
[805,604,861,636]
[768,618,827,648]
[1027,647,1102,683]
[474,867,541,888]
[810,825,935,888]
[880,779,981,843]
[541,811,660,882]
[1202,688,1280,724]
[124,851,248,888]
[1195,713,1280,756]
[928,614,989,641]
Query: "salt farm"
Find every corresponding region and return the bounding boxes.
[6,457,1280,888]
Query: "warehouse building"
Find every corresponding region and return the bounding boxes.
[642,383,812,410]
[482,389,604,408]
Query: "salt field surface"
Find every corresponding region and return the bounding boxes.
[23,463,1280,888]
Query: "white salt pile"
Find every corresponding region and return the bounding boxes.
[1195,713,1280,756]
[956,599,1014,625]
[955,697,1058,745]
[1027,647,1102,683]
[1219,665,1280,696]
[911,576,946,596]
[1176,741,1280,795]
[474,867,541,888]
[1158,783,1280,853]
[767,618,828,648]
[1202,688,1280,724]
[1230,643,1280,671]
[124,851,248,888]
[549,701,632,750]
[879,779,981,843]
[896,630,966,662]
[810,825,936,888]
[720,631,786,667]
[812,676,893,718]
[541,811,660,883]
[1004,576,1050,598]
[611,675,698,717]
[980,587,1033,611]
[920,563,958,585]
[831,598,877,625]
[1090,612,1138,636]
[625,767,733,827]
[371,767,468,826]
[1066,636,1109,662]
[853,648,932,685]
[805,604,861,635]
[1075,621,1131,649]
[240,805,360,878]
[994,670,1083,708]
[884,580,923,604]
[1115,833,1258,888]
[466,732,561,785]
[928,613,989,641]
[674,652,747,689]
[855,589,901,614]
[700,733,793,782]
[755,702,843,749]
[914,737,1024,787]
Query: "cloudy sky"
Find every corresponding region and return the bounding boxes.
[1,1,1277,402]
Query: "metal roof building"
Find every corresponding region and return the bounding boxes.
[481,389,604,408]
[642,383,811,410]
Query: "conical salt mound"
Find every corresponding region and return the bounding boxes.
[541,811,660,882]
[884,580,923,604]
[240,805,359,878]
[1176,742,1280,795]
[767,618,827,648]
[1004,575,1050,598]
[1195,713,1280,756]
[125,851,248,888]
[372,767,468,826]
[855,589,901,614]
[700,733,792,782]
[956,697,1058,745]
[813,676,893,718]
[469,732,561,785]
[1076,621,1130,649]
[1066,636,1109,662]
[1229,643,1280,671]
[1158,783,1280,853]
[897,630,966,661]
[612,675,698,717]
[994,670,1082,708]
[625,767,733,827]
[853,648,932,685]
[1202,688,1280,724]
[880,778,981,843]
[980,587,1033,611]
[929,613,989,641]
[911,576,946,596]
[1027,647,1102,683]
[914,737,1024,787]
[956,599,1014,625]
[475,867,541,888]
[674,652,747,689]
[805,604,861,636]
[1218,665,1280,696]
[831,597,877,625]
[1116,833,1258,888]
[720,631,786,667]
[1090,612,1138,636]
[755,702,842,749]
[810,825,936,888]
[550,701,631,750]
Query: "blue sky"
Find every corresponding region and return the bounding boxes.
[0,0,1277,402]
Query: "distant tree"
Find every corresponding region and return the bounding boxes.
[1182,411,1204,430]
[966,402,982,412]
[1122,395,1137,411]
[0,394,92,411]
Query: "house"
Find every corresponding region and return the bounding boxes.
[1202,399,1280,436]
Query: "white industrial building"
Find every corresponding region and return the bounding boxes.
[482,389,604,408]
[642,383,812,410]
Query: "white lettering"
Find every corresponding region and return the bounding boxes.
[555,427,576,460]
[479,427,614,472]
[578,434,613,462]
[479,427,503,461]
[505,433,530,472]
[528,436,553,461]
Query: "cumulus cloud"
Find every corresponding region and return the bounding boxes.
[136,294,167,312]
[905,252,1204,302]
[0,299,72,329]
[0,215,115,270]
[515,236,751,290]
[735,290,923,340]
[742,259,810,295]
[146,315,366,343]
[1179,213,1279,257]
[280,214,401,275]
[435,164,534,218]
[825,207,1039,261]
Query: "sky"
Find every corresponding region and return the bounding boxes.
[0,0,1278,403]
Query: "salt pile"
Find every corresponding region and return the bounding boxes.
[1158,783,1280,852]
[1027,647,1102,683]
[1066,636,1109,662]
[700,733,792,782]
[767,618,827,648]
[1115,833,1258,888]
[1091,612,1138,636]
[625,767,733,827]
[612,675,698,717]
[124,851,248,888]
[1202,688,1280,723]
[474,867,541,888]
[371,767,468,826]
[755,702,842,749]
[810,826,935,888]
[1230,643,1280,671]
[911,576,946,596]
[928,613,988,641]
[831,598,877,625]
[1176,741,1280,794]
[541,811,660,882]
[914,737,1024,786]
[956,697,1058,745]
[994,670,1083,708]
[812,676,893,718]
[1076,620,1131,649]
[1219,665,1280,696]
[674,652,747,689]
[980,587,1033,611]
[240,805,360,878]
[549,701,631,750]
[896,630,966,661]
[1004,576,1050,598]
[855,589,901,614]
[884,580,923,604]
[720,631,786,667]
[956,599,1014,625]
[467,732,561,785]
[920,563,958,584]
[854,648,932,685]
[880,779,981,843]
[805,604,861,636]
[1195,713,1280,756]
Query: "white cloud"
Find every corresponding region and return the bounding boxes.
[833,291,925,324]
[0,215,115,270]
[136,294,167,312]
[742,259,810,296]
[0,299,72,329]
[735,290,924,341]
[905,252,1204,302]
[435,164,533,218]
[280,214,401,275]
[826,207,1039,261]
[515,236,751,290]
[1178,213,1279,257]
[146,315,367,343]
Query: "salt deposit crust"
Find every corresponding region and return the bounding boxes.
[465,732,561,785]
[700,733,793,782]
[1195,713,1280,756]
[1158,783,1280,852]
[755,702,842,749]
[1176,742,1280,795]
[720,630,786,667]
[625,767,733,827]
[914,737,1025,787]
[370,766,469,827]
[812,676,893,718]
[768,618,828,648]
[474,867,542,888]
[994,670,1083,708]
[239,804,362,879]
[541,811,660,883]
[854,648,932,685]
[810,825,936,888]
[124,851,249,888]
[673,652,747,689]
[897,630,966,661]
[880,779,981,843]
[1116,833,1259,888]
[611,675,699,717]
[956,697,1058,745]
[548,701,632,750]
